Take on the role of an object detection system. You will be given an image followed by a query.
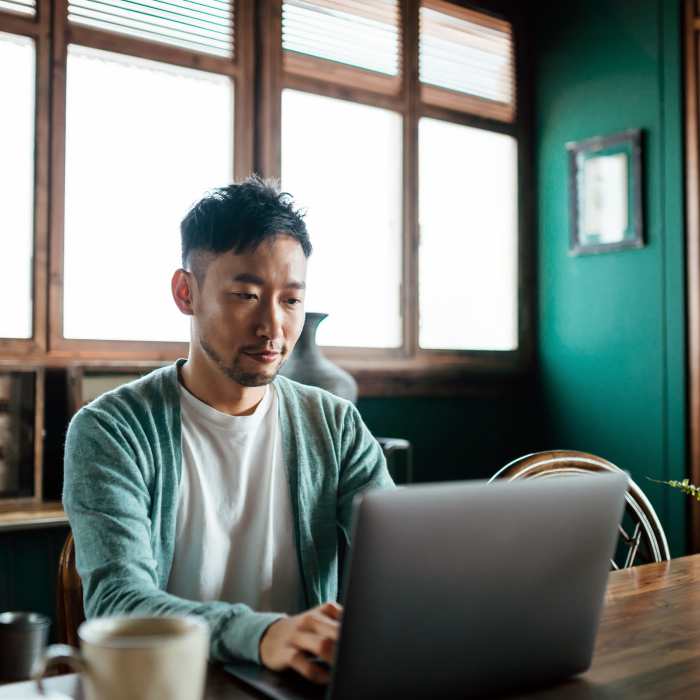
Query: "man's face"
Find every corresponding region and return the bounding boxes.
[191,235,307,387]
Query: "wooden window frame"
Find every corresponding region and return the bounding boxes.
[0,0,255,362]
[47,0,253,361]
[260,0,533,392]
[0,0,51,358]
[0,0,533,397]
[419,0,516,121]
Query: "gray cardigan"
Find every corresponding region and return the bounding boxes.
[63,361,393,663]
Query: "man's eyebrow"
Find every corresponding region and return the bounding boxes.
[232,273,265,285]
[232,273,306,290]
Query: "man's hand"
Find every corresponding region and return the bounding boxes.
[259,602,343,684]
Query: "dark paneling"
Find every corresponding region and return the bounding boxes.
[0,527,70,643]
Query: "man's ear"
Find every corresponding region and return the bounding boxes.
[172,269,195,316]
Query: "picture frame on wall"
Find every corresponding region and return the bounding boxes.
[566,128,644,255]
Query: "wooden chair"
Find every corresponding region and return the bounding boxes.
[377,437,413,484]
[490,450,670,570]
[56,531,85,646]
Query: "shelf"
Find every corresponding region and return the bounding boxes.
[0,501,68,532]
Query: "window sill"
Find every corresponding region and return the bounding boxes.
[0,501,68,533]
[0,347,532,398]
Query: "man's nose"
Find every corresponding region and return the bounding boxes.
[255,300,283,341]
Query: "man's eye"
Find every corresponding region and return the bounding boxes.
[286,298,302,306]
[233,292,257,301]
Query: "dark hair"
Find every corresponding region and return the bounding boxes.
[180,175,312,282]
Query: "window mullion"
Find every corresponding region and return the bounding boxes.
[255,0,282,178]
[47,0,68,354]
[402,0,419,358]
[33,0,52,353]
[233,0,253,179]
[0,11,40,35]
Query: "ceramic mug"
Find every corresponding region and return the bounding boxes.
[33,616,209,700]
[0,611,51,682]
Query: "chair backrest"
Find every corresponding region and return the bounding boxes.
[56,531,85,646]
[490,450,670,569]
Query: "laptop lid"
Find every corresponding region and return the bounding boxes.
[226,473,626,700]
[329,473,626,699]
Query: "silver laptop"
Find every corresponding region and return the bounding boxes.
[225,473,627,699]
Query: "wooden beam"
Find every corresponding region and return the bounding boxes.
[66,24,239,75]
[282,71,404,112]
[283,52,401,97]
[33,0,51,355]
[234,0,254,179]
[47,0,68,355]
[255,0,282,177]
[402,0,419,358]
[0,9,40,35]
[685,0,700,552]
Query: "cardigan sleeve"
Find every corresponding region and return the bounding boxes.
[336,403,395,540]
[62,406,282,664]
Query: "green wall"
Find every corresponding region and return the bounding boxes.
[534,0,687,554]
[359,383,542,484]
[0,527,69,642]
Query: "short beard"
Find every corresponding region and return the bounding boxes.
[200,336,283,387]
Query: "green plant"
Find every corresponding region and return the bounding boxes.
[648,477,700,502]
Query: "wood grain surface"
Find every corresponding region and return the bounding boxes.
[4,555,700,698]
[212,555,700,699]
[0,500,66,532]
[509,555,700,698]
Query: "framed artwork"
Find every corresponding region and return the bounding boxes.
[566,129,644,255]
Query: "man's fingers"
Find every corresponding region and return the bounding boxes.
[300,612,340,641]
[291,631,336,664]
[319,602,343,620]
[260,604,344,680]
[289,652,331,685]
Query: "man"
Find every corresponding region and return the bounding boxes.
[63,176,393,685]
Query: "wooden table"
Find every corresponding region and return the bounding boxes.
[3,555,700,698]
[511,553,700,698]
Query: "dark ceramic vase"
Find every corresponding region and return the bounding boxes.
[280,312,358,403]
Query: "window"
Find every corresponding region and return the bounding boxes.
[0,32,34,339]
[281,89,403,348]
[418,118,518,350]
[2,0,525,392]
[68,0,234,57]
[281,0,401,92]
[63,46,233,342]
[273,0,522,373]
[46,0,252,356]
[0,0,34,16]
[419,1,514,118]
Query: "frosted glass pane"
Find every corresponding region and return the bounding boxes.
[419,6,514,104]
[419,118,517,350]
[0,33,34,339]
[281,89,402,348]
[0,0,35,16]
[68,0,233,58]
[283,1,400,76]
[63,46,233,342]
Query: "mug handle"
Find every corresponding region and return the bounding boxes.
[32,644,87,696]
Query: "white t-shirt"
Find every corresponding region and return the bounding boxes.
[166,382,304,614]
